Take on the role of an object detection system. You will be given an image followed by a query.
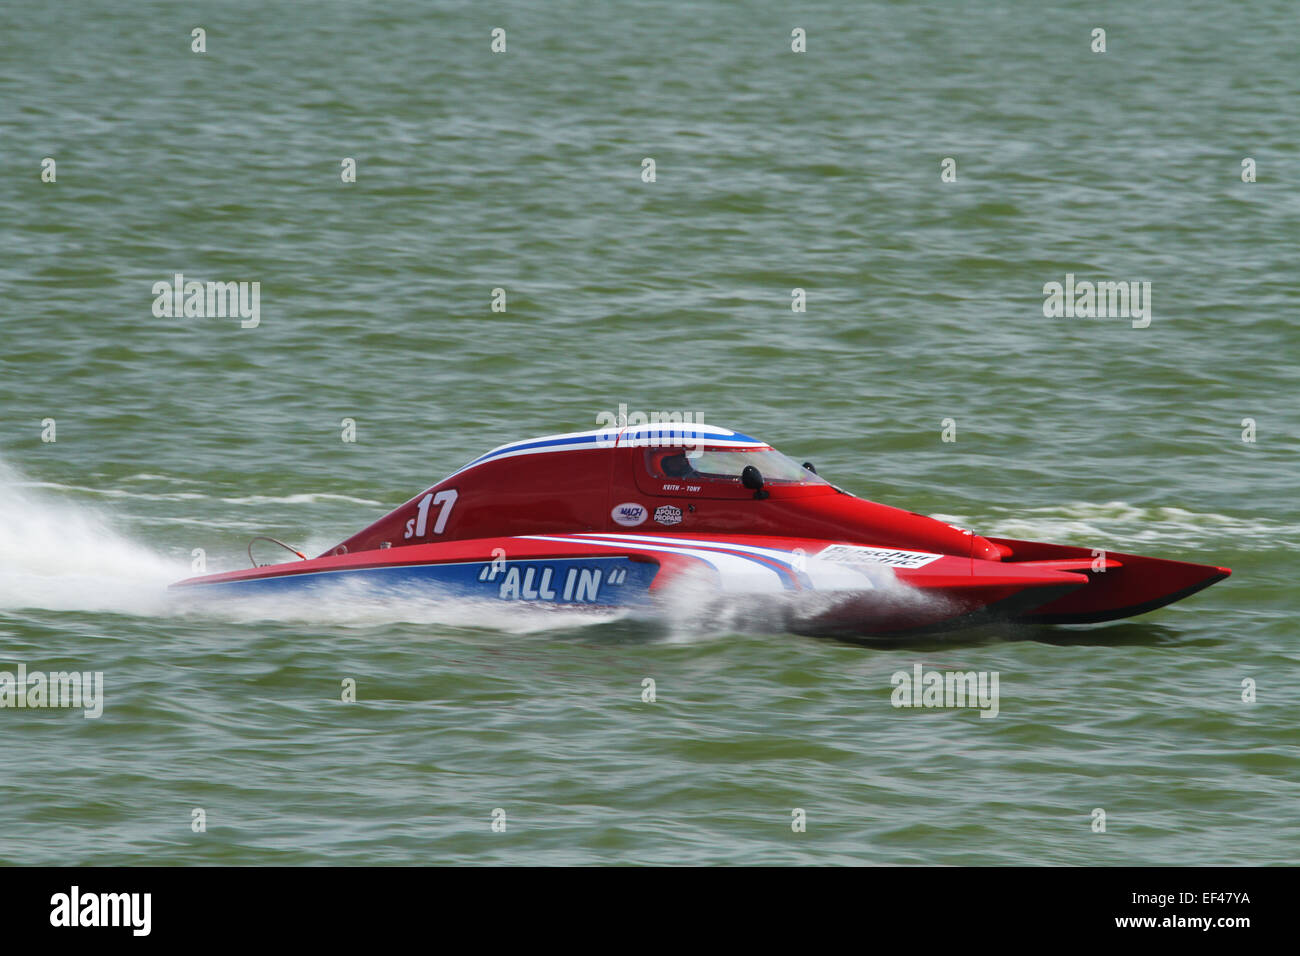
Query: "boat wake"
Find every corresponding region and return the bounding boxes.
[936,501,1284,549]
[0,459,184,617]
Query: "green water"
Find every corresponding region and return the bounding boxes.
[1,0,1296,865]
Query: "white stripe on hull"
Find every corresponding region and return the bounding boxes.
[521,534,789,592]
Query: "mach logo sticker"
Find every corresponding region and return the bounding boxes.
[610,502,648,527]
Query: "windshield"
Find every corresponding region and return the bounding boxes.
[648,447,826,485]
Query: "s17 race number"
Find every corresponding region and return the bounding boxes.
[403,489,458,538]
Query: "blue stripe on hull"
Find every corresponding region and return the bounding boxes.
[183,557,659,606]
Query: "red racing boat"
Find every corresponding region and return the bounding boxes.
[170,424,1230,635]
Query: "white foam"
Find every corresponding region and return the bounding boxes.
[934,501,1284,549]
[0,460,186,615]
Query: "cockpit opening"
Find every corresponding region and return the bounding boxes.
[647,446,827,486]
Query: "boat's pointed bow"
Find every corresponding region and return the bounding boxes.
[987,537,1231,624]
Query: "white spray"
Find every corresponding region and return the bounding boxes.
[0,458,185,615]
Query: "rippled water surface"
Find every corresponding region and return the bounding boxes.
[1,1,1296,865]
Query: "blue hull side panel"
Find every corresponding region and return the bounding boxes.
[181,557,659,607]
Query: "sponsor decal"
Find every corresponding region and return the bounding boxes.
[815,544,943,569]
[654,505,682,526]
[610,502,648,527]
[478,562,630,602]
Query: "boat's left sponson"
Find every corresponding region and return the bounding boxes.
[168,532,926,605]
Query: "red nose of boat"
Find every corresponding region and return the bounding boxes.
[985,536,1231,624]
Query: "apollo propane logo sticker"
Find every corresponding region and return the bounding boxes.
[654,505,682,526]
[610,502,648,527]
[816,544,943,569]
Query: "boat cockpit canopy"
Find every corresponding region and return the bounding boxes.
[646,445,826,486]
